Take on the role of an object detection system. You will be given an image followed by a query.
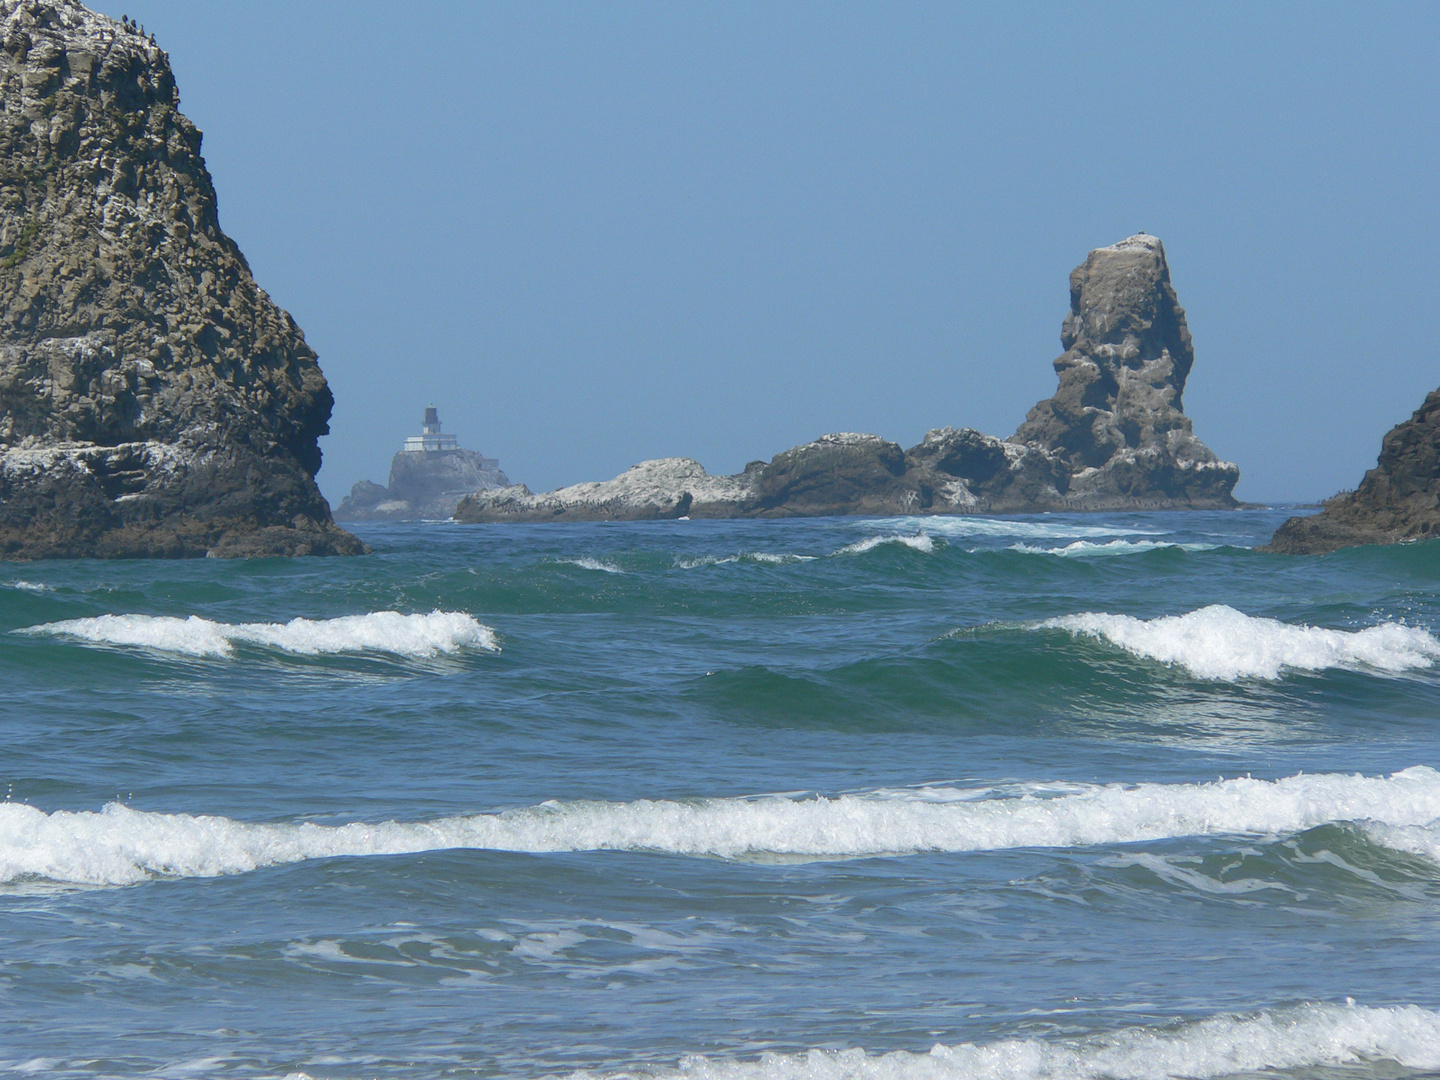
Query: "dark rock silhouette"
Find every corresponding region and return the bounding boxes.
[1266,389,1440,554]
[0,0,362,558]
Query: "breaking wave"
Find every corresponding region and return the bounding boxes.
[612,1002,1440,1080]
[1009,539,1220,557]
[676,552,818,569]
[867,516,1166,540]
[559,558,625,574]
[5,767,1438,886]
[18,611,499,659]
[1041,604,1440,680]
[4,579,52,593]
[834,534,936,556]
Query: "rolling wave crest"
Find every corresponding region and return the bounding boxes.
[621,1002,1440,1080]
[1041,604,1440,680]
[5,767,1438,886]
[19,611,499,659]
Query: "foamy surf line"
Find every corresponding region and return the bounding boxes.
[835,533,936,555]
[583,1002,1440,1080]
[1010,539,1220,557]
[6,767,1439,886]
[866,516,1166,540]
[676,552,818,568]
[16,611,499,659]
[1040,604,1440,680]
[557,558,625,574]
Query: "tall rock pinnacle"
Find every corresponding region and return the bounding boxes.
[0,0,363,557]
[1010,234,1238,508]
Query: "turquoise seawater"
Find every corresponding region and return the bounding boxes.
[3,510,1440,1079]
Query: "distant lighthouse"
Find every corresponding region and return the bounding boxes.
[403,405,460,453]
[335,405,511,521]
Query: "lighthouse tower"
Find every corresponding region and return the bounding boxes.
[403,406,460,453]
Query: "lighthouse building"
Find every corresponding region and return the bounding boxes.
[335,406,511,522]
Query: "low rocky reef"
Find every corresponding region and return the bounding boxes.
[1265,388,1440,554]
[456,234,1239,524]
[0,1,362,558]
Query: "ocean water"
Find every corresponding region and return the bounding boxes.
[3,509,1440,1079]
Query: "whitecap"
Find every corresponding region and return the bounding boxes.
[5,580,52,593]
[676,552,817,569]
[611,1002,1440,1080]
[558,557,624,574]
[1041,604,1440,680]
[18,611,499,659]
[6,767,1440,886]
[833,533,936,556]
[866,516,1166,540]
[1008,539,1219,557]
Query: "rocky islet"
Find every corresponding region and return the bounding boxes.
[1266,388,1440,554]
[455,234,1240,523]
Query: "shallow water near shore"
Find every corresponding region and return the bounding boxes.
[3,509,1440,1079]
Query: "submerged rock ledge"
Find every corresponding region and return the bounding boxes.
[457,234,1239,523]
[0,0,363,558]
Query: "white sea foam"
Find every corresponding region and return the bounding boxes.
[5,768,1439,886]
[1361,820,1440,866]
[1009,540,1219,557]
[865,516,1165,540]
[18,611,499,659]
[607,1002,1440,1080]
[560,558,625,574]
[834,534,936,556]
[1041,604,1440,680]
[676,552,817,569]
[5,580,51,593]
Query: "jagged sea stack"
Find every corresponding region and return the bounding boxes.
[1010,234,1238,508]
[1266,390,1440,554]
[456,233,1239,522]
[0,1,363,557]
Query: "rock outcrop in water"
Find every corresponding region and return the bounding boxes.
[455,234,1238,523]
[0,0,363,558]
[336,407,510,522]
[1009,234,1239,509]
[1265,389,1440,554]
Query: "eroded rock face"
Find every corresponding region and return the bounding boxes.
[1010,234,1238,509]
[0,0,363,558]
[750,433,911,516]
[1266,389,1440,554]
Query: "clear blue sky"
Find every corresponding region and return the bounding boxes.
[101,2,1440,504]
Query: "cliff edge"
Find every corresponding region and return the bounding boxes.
[456,234,1237,523]
[0,0,363,558]
[1265,389,1440,554]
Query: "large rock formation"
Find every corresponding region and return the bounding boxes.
[1010,234,1238,508]
[455,430,1069,522]
[456,234,1239,524]
[336,407,510,522]
[1265,389,1440,554]
[0,0,363,558]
